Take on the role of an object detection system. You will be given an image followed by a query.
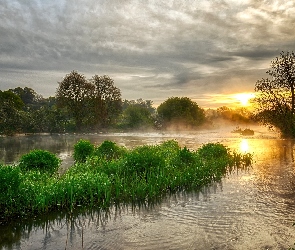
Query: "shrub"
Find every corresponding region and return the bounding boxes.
[0,165,21,204]
[19,150,61,175]
[93,140,126,160]
[73,139,94,163]
[178,147,196,165]
[197,143,228,160]
[123,145,165,175]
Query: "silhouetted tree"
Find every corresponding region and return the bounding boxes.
[157,97,205,129]
[253,51,295,137]
[215,106,252,123]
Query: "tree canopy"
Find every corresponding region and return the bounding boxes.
[91,75,122,127]
[157,97,205,129]
[56,71,122,131]
[253,51,295,137]
[0,90,24,135]
[56,71,95,131]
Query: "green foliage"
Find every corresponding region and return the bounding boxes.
[198,143,229,160]
[93,140,126,160]
[119,104,155,129]
[0,90,25,135]
[9,87,39,106]
[0,165,21,206]
[122,98,155,113]
[123,145,165,175]
[19,150,60,175]
[56,71,95,131]
[90,75,122,128]
[0,140,252,221]
[157,97,205,129]
[73,139,94,163]
[56,71,122,131]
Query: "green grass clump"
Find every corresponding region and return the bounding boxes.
[73,139,94,163]
[93,140,127,160]
[0,140,253,222]
[19,150,60,176]
[0,165,21,214]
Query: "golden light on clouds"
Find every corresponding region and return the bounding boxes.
[199,92,256,109]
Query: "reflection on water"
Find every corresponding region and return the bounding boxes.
[1,126,295,249]
[240,139,249,153]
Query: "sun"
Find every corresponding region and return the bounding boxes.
[234,93,255,106]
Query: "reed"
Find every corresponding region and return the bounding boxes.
[0,140,252,222]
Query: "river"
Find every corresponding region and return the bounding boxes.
[0,125,295,249]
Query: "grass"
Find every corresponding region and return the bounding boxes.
[0,140,252,223]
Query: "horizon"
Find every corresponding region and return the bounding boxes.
[1,1,294,108]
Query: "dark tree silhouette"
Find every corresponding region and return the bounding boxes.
[253,51,295,137]
[157,97,205,129]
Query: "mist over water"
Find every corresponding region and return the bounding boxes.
[1,125,295,249]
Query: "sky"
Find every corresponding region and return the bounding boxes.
[1,0,295,108]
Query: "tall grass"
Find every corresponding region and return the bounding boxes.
[0,140,252,222]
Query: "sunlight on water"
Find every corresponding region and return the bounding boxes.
[240,139,249,153]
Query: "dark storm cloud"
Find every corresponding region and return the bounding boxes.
[0,0,295,106]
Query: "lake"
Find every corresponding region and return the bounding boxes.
[0,125,295,249]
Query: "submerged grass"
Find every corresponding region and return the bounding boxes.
[0,140,252,223]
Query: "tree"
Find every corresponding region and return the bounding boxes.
[122,98,155,113]
[9,87,37,105]
[0,90,24,135]
[90,75,122,128]
[215,106,252,123]
[120,105,155,129]
[157,97,205,129]
[9,87,44,110]
[56,71,95,131]
[253,51,295,137]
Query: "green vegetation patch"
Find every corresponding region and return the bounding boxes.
[19,149,61,176]
[73,139,95,163]
[0,140,252,222]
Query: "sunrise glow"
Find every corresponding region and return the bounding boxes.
[234,93,255,106]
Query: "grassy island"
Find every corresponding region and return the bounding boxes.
[0,140,252,223]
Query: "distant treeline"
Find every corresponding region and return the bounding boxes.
[0,71,254,136]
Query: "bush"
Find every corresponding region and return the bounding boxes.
[94,140,126,160]
[19,150,60,175]
[197,143,228,160]
[73,139,94,163]
[123,145,165,175]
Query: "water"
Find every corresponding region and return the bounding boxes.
[1,126,295,249]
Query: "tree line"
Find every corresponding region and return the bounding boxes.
[0,70,256,136]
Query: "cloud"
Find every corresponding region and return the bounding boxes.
[0,0,294,107]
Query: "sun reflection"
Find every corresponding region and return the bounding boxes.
[240,139,249,153]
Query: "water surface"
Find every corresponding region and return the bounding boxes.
[1,126,295,249]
